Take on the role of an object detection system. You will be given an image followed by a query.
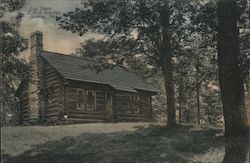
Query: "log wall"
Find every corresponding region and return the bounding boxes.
[64,85,112,121]
[43,60,64,119]
[114,93,151,121]
[63,83,152,122]
[18,62,153,123]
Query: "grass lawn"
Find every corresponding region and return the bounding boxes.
[1,123,225,163]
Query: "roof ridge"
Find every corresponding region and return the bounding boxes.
[41,50,124,68]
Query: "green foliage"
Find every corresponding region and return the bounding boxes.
[57,0,195,66]
[238,0,250,83]
[0,22,29,125]
[56,0,224,125]
[57,0,249,125]
[0,0,26,12]
[77,38,155,78]
[0,0,28,125]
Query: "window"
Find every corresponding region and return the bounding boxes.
[139,95,149,109]
[86,90,95,110]
[132,95,140,113]
[69,88,96,111]
[67,88,77,110]
[125,95,140,113]
[77,89,84,110]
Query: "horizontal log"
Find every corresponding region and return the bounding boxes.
[44,78,61,86]
[48,91,63,98]
[96,92,105,95]
[96,108,106,112]
[43,68,59,75]
[68,109,107,115]
[46,102,62,109]
[46,112,59,118]
[96,109,106,112]
[96,102,105,106]
[66,118,108,123]
[43,64,54,70]
[96,104,105,107]
[43,65,57,72]
[44,79,61,87]
[44,75,60,83]
[67,92,76,96]
[46,97,63,104]
[115,102,130,105]
[45,108,60,115]
[68,114,110,120]
[67,88,77,93]
[43,69,55,75]
[96,96,105,99]
[44,84,61,90]
[96,97,105,101]
[48,95,63,102]
[116,113,147,117]
[115,117,147,121]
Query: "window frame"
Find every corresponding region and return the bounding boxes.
[76,89,85,110]
[86,90,96,111]
[125,95,140,114]
[133,95,140,113]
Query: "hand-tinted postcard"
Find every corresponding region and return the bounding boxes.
[1,0,249,162]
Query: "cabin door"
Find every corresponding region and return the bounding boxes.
[106,93,113,114]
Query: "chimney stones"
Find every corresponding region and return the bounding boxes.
[28,31,45,123]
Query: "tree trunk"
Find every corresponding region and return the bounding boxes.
[178,77,189,124]
[160,2,176,127]
[218,0,249,162]
[196,64,200,125]
[182,88,189,123]
[179,81,183,124]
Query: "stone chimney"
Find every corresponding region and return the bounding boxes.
[28,31,45,123]
[30,31,43,62]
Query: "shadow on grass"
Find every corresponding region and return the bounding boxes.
[2,125,224,163]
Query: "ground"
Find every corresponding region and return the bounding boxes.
[1,123,225,163]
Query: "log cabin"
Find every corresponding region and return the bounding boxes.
[16,31,157,124]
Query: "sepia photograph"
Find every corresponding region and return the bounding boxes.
[0,0,249,162]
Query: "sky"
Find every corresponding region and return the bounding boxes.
[6,0,102,60]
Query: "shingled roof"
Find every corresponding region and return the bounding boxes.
[40,51,157,94]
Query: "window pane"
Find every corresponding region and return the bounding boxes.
[133,95,140,113]
[77,90,84,109]
[87,91,95,110]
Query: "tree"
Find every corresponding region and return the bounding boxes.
[0,0,28,125]
[77,38,155,78]
[170,0,223,125]
[57,0,229,126]
[57,0,189,126]
[0,0,26,12]
[217,0,249,162]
